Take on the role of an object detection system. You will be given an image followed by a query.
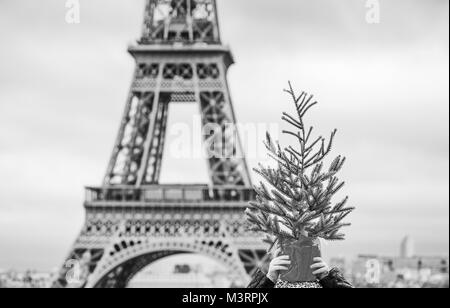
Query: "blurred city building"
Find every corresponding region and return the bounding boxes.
[347,237,448,288]
[0,270,53,288]
[127,263,233,288]
[350,255,448,288]
[400,236,415,258]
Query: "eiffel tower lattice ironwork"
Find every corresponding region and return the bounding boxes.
[53,0,267,288]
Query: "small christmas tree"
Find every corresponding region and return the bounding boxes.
[246,82,355,251]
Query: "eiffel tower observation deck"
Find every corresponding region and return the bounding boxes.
[53,0,266,288]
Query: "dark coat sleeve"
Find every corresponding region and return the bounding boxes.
[319,268,354,289]
[247,269,275,288]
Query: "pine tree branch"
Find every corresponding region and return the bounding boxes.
[282,112,303,130]
[246,83,354,244]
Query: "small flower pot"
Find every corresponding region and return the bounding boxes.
[280,237,321,283]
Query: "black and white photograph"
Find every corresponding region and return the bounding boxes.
[0,0,448,291]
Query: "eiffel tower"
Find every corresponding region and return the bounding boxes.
[53,0,267,288]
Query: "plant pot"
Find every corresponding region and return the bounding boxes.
[280,237,321,283]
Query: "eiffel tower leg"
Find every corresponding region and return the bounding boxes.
[54,205,267,288]
[83,207,267,288]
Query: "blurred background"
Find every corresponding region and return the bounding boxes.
[0,0,448,288]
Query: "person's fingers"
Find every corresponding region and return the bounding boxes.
[312,268,329,276]
[274,255,290,261]
[271,265,289,272]
[271,256,289,265]
[313,257,323,263]
[310,262,326,269]
[272,259,291,266]
[273,247,281,258]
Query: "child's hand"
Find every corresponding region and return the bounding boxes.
[310,257,330,280]
[266,248,291,282]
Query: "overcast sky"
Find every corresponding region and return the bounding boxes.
[0,0,448,270]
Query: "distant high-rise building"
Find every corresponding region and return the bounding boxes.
[400,236,415,258]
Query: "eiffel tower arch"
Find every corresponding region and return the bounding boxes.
[53,0,267,288]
